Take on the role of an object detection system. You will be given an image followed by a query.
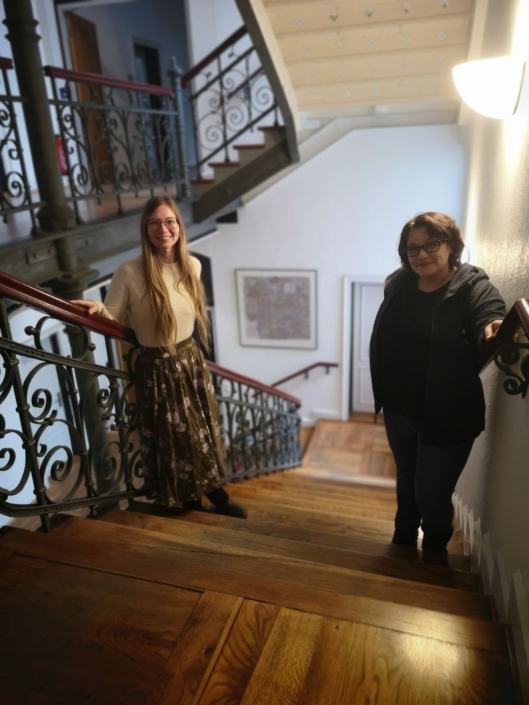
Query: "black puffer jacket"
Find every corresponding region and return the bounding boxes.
[370,264,506,445]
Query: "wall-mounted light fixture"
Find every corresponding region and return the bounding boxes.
[452,56,529,119]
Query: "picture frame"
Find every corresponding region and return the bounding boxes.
[235,269,317,349]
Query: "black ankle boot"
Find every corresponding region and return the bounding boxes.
[210,498,248,519]
[182,499,205,512]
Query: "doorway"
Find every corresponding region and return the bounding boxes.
[65,12,109,184]
[341,276,384,419]
[134,41,166,179]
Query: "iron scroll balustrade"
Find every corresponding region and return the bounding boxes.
[488,299,529,398]
[181,26,280,178]
[44,66,185,222]
[209,362,301,478]
[0,57,40,231]
[0,273,302,530]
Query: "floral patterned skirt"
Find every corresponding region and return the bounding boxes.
[135,337,225,506]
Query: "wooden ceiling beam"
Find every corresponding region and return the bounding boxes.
[266,0,473,35]
[287,45,467,86]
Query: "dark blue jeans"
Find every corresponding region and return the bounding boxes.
[383,411,474,551]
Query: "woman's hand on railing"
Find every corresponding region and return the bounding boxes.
[71,299,100,315]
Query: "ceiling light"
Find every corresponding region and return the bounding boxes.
[452,56,529,120]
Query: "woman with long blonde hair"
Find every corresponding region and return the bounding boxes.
[73,196,247,517]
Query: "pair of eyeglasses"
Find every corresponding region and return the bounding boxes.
[146,218,179,231]
[406,239,447,257]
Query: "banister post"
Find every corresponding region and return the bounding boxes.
[3,0,76,233]
[168,56,191,199]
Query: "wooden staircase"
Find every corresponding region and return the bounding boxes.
[0,420,519,704]
[191,126,291,223]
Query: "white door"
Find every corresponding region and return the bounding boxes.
[351,282,384,413]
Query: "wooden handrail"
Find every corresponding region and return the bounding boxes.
[273,362,339,387]
[0,57,13,70]
[181,26,248,89]
[43,65,175,98]
[209,361,301,405]
[479,298,529,370]
[0,272,138,345]
[0,272,301,406]
[499,299,529,339]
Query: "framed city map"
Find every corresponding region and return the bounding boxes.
[235,269,317,349]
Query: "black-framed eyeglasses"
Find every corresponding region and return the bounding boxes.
[406,239,447,257]
[146,218,179,231]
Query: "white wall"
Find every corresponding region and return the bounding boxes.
[184,0,242,65]
[453,0,529,697]
[191,123,468,421]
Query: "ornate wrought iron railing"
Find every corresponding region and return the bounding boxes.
[0,273,301,531]
[210,361,301,476]
[44,66,188,222]
[488,298,529,398]
[0,57,40,232]
[182,26,280,177]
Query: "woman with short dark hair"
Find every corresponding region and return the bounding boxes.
[370,212,505,553]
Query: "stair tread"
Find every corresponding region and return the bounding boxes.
[194,496,464,554]
[208,161,241,167]
[98,509,479,592]
[45,517,489,620]
[129,500,470,569]
[234,143,266,150]
[0,526,503,655]
[226,485,397,519]
[250,471,397,496]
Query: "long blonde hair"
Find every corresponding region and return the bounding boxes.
[140,196,210,350]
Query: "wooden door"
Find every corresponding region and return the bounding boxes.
[65,12,109,185]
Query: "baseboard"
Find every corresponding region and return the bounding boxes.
[453,492,529,703]
[311,408,341,421]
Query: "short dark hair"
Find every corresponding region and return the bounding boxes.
[398,212,465,271]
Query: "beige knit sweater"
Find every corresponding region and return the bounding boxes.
[96,255,201,347]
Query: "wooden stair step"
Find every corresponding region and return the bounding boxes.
[98,509,479,592]
[233,143,267,168]
[0,543,249,705]
[0,527,504,654]
[128,501,471,571]
[257,125,285,149]
[202,497,464,554]
[225,484,397,520]
[207,161,241,185]
[252,471,397,497]
[190,178,216,197]
[234,143,266,150]
[46,518,489,620]
[0,547,514,705]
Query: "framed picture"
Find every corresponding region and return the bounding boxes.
[235,269,317,349]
